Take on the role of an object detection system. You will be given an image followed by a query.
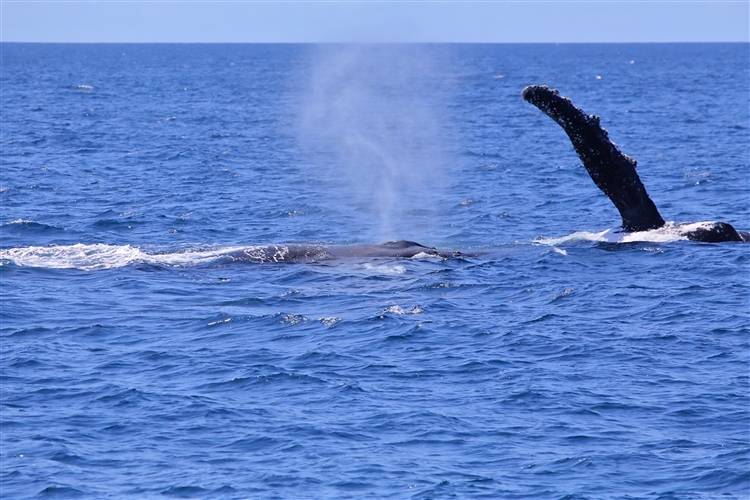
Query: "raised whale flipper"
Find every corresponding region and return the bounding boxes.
[522,85,747,243]
[522,85,665,232]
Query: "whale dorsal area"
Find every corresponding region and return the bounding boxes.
[224,240,451,263]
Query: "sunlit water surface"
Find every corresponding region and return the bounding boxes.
[2,43,748,499]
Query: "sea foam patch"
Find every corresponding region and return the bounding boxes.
[536,222,697,246]
[0,244,245,271]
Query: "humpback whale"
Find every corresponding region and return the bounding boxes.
[218,86,747,264]
[225,240,459,263]
[522,85,750,243]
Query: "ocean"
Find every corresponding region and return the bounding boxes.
[1,43,748,499]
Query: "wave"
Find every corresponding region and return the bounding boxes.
[0,244,244,271]
[0,223,717,270]
[0,244,451,271]
[2,219,68,235]
[535,222,701,246]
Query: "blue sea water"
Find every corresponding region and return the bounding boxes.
[1,43,749,499]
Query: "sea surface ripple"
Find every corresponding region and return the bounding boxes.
[1,43,748,499]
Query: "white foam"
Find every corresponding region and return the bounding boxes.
[383,305,422,315]
[536,222,704,246]
[0,244,245,271]
[361,263,407,275]
[320,317,341,326]
[410,251,442,259]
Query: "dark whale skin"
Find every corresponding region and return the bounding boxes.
[222,85,747,261]
[522,85,747,243]
[225,240,461,263]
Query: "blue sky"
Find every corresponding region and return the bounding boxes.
[2,1,748,43]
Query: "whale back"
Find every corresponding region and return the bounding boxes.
[224,240,455,263]
[683,222,747,243]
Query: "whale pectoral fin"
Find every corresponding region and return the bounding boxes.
[522,85,665,232]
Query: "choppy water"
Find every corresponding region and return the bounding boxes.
[1,43,749,499]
